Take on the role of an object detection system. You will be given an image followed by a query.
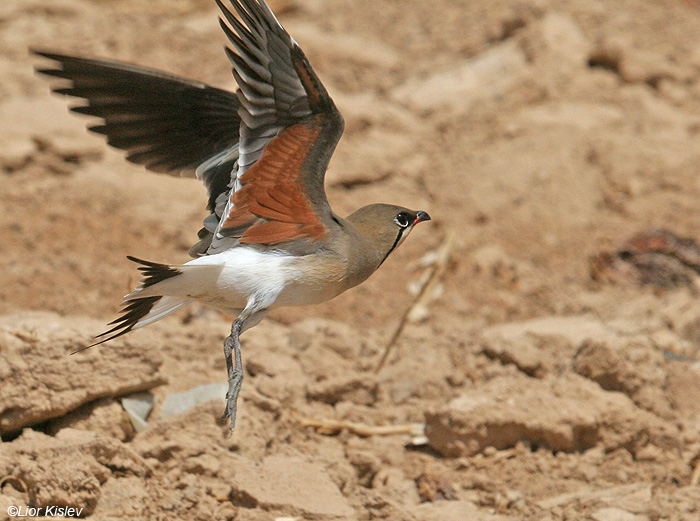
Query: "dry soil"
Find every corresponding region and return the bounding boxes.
[2,0,700,519]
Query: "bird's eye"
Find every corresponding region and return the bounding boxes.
[394,213,410,228]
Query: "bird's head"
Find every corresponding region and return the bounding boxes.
[346,204,431,267]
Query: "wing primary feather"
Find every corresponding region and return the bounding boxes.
[126,142,205,166]
[236,0,268,31]
[216,2,257,45]
[71,103,182,119]
[89,118,196,136]
[243,0,276,28]
[219,19,269,65]
[225,0,265,34]
[252,0,281,25]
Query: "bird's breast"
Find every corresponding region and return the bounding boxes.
[273,251,352,307]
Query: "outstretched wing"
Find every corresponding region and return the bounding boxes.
[207,0,344,253]
[33,0,344,257]
[32,51,242,214]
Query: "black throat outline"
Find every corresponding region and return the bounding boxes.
[378,229,405,268]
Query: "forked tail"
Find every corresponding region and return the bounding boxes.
[74,256,191,353]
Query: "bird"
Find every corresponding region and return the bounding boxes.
[33,0,431,431]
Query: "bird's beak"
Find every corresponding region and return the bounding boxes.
[414,211,431,225]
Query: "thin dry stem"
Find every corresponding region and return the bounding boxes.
[375,232,454,372]
[691,457,700,486]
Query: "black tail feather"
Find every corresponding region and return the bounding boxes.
[71,256,180,354]
[72,296,162,354]
[127,255,181,288]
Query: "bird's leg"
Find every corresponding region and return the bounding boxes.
[222,317,244,432]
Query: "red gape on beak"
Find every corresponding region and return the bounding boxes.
[414,211,431,225]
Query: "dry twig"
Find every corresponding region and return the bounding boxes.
[0,475,30,503]
[690,455,700,486]
[375,232,454,372]
[0,475,28,493]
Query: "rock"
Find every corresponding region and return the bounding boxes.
[0,312,166,435]
[182,453,222,477]
[0,429,149,515]
[371,468,421,507]
[539,484,654,519]
[45,397,135,442]
[481,335,548,377]
[480,315,613,377]
[392,39,529,112]
[230,455,355,519]
[307,376,380,406]
[388,380,424,404]
[573,338,670,418]
[591,229,700,290]
[160,383,227,419]
[242,323,309,404]
[358,491,417,521]
[573,340,642,392]
[425,374,680,457]
[481,313,681,417]
[411,500,514,521]
[121,391,155,432]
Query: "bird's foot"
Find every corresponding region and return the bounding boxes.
[222,367,243,433]
[222,387,238,432]
[222,317,244,433]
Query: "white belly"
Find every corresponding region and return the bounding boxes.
[179,247,348,313]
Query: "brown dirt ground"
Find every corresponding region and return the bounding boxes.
[3,0,700,519]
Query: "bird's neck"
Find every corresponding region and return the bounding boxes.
[333,217,386,287]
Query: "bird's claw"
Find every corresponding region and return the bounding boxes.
[222,389,237,427]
